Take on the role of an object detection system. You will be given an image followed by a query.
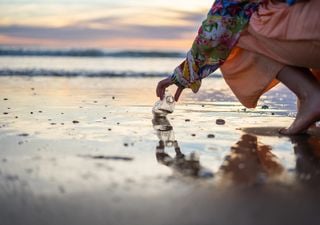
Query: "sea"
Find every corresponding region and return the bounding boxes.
[0,46,298,113]
[0,46,222,78]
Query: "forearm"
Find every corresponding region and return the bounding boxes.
[171,0,261,93]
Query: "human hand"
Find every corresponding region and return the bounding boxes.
[156,77,184,102]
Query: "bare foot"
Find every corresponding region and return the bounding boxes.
[280,93,320,135]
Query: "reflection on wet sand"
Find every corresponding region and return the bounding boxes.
[153,117,320,186]
[152,115,213,178]
[292,135,320,185]
[218,134,284,186]
[243,126,320,186]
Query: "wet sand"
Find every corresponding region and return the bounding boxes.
[0,76,320,225]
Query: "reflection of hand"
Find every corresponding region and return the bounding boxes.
[156,77,184,102]
[158,140,165,149]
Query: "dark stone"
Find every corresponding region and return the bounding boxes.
[216,119,226,125]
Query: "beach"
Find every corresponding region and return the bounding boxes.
[1,74,320,225]
[1,0,320,223]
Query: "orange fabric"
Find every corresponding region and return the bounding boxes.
[220,0,320,108]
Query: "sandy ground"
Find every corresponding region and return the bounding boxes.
[0,76,320,225]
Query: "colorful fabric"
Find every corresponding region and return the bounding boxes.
[220,0,320,108]
[170,0,266,93]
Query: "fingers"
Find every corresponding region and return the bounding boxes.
[156,81,164,99]
[156,78,173,100]
[174,86,184,102]
[156,77,184,101]
[156,81,166,100]
[160,83,166,100]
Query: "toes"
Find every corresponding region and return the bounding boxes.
[279,128,290,135]
[279,127,308,136]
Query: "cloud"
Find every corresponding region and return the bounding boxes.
[180,11,207,23]
[0,8,206,49]
[0,21,197,41]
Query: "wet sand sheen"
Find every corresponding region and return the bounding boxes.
[0,76,320,225]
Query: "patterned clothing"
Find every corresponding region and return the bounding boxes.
[170,0,266,93]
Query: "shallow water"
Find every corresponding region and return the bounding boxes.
[0,55,183,76]
[0,76,319,225]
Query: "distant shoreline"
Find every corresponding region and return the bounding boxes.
[0,46,185,58]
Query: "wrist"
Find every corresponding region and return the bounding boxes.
[169,73,183,88]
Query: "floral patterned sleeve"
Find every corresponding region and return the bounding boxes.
[170,0,265,93]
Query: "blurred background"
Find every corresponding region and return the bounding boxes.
[0,0,216,78]
[0,0,213,51]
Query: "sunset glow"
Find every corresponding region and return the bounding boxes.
[0,0,213,50]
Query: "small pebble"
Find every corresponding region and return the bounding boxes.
[18,133,29,137]
[3,98,8,101]
[3,112,8,115]
[30,112,33,114]
[103,117,106,119]
[124,143,128,147]
[191,134,196,137]
[216,119,225,125]
[117,122,120,125]
[185,119,191,122]
[261,105,269,109]
[207,134,215,138]
[50,123,56,125]
[108,128,112,131]
[38,111,42,113]
[112,96,115,100]
[72,120,79,124]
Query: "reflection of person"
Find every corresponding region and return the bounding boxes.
[156,140,204,177]
[218,134,284,185]
[156,0,320,135]
[153,114,320,185]
[291,135,320,186]
[152,115,213,178]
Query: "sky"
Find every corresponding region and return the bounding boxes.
[0,0,213,51]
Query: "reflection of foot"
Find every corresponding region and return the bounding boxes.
[280,94,320,135]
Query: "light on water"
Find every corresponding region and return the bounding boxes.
[0,48,186,77]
